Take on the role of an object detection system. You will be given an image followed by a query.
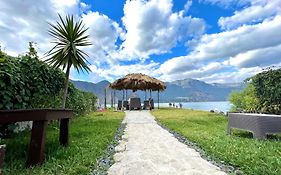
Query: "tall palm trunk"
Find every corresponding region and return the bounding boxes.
[62,64,71,108]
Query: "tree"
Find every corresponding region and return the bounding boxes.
[46,14,91,108]
[229,84,259,112]
[27,41,38,59]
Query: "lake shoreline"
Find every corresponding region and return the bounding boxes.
[159,101,232,113]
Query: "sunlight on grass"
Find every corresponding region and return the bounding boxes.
[1,111,124,175]
[152,108,281,175]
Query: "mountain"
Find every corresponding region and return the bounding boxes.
[71,78,245,104]
[163,79,245,102]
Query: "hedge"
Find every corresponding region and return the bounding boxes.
[0,50,97,136]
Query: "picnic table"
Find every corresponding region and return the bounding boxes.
[0,109,73,166]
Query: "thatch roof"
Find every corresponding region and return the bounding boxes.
[109,73,166,91]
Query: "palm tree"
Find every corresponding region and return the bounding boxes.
[46,14,91,108]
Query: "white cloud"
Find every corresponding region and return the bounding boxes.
[119,0,205,59]
[160,61,225,82]
[81,11,124,64]
[88,61,160,82]
[218,1,281,30]
[158,10,281,83]
[184,0,193,13]
[0,0,82,56]
[198,67,262,83]
[191,15,281,61]
[229,44,281,68]
[2,0,280,84]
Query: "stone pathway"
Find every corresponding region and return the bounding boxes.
[108,111,226,175]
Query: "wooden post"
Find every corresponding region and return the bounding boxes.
[111,90,113,108]
[113,89,116,108]
[126,90,128,100]
[27,120,47,166]
[158,90,160,109]
[150,89,152,99]
[104,88,107,109]
[59,118,69,146]
[145,90,147,100]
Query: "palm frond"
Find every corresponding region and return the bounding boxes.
[45,14,92,73]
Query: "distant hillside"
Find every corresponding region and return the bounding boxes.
[163,79,245,102]
[71,78,245,104]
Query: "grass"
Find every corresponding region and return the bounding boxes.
[152,108,281,175]
[0,110,124,175]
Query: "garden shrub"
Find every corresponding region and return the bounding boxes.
[251,68,281,114]
[66,83,97,116]
[230,68,281,114]
[0,55,65,110]
[229,84,259,112]
[0,48,97,136]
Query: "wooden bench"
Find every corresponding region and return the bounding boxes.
[0,109,73,166]
[227,113,281,139]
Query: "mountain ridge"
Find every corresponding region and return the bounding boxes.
[71,78,245,103]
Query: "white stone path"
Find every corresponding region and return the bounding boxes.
[108,111,226,175]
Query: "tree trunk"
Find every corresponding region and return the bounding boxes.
[62,64,71,109]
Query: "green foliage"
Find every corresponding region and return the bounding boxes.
[0,55,65,110]
[0,46,6,62]
[0,48,97,114]
[1,111,125,175]
[46,14,92,108]
[229,84,259,112]
[250,68,281,114]
[66,83,97,115]
[153,108,281,175]
[0,48,97,136]
[46,14,91,72]
[27,42,38,59]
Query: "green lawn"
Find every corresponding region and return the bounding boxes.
[1,111,124,175]
[152,108,281,175]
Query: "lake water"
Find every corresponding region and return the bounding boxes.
[159,101,232,113]
[106,101,232,113]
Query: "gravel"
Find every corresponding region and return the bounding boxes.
[155,119,244,175]
[90,123,126,175]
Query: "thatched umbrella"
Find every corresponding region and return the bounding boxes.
[109,73,166,109]
[109,73,166,91]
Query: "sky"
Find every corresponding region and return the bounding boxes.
[0,0,281,83]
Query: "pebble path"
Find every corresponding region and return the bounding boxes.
[108,111,226,175]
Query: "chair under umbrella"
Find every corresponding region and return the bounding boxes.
[108,73,166,109]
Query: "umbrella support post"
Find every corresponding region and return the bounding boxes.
[104,88,107,109]
[145,90,147,100]
[158,90,160,109]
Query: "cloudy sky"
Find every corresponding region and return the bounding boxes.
[1,0,281,83]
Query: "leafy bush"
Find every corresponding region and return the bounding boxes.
[230,68,281,114]
[66,83,97,116]
[251,68,281,114]
[0,55,65,110]
[0,49,97,136]
[0,50,97,114]
[229,84,259,112]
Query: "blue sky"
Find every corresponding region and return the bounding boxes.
[1,0,281,83]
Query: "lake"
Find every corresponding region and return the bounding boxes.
[159,101,232,113]
[106,101,232,113]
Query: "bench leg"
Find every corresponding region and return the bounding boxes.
[227,124,232,134]
[253,132,266,139]
[59,118,69,146]
[26,120,47,167]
